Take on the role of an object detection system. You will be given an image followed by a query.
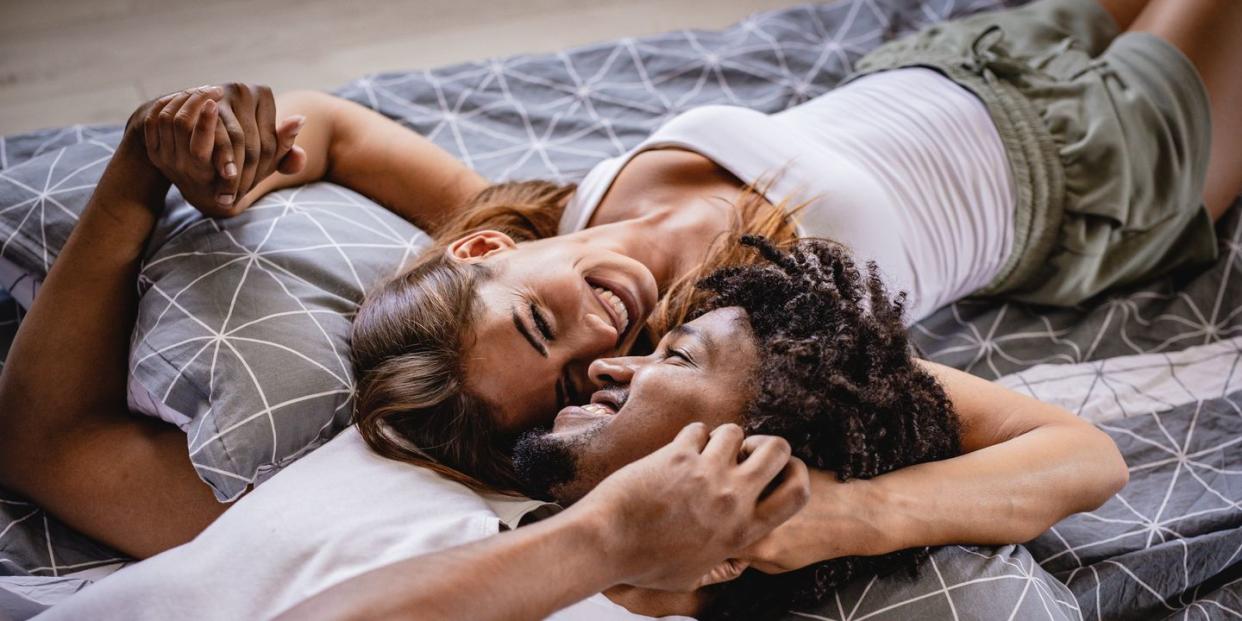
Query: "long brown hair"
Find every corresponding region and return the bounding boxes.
[352,178,799,493]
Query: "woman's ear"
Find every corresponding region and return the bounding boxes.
[447,230,518,262]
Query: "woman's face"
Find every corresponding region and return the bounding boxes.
[454,230,660,431]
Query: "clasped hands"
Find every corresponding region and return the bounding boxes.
[127,83,305,218]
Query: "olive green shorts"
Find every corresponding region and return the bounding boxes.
[847,0,1218,306]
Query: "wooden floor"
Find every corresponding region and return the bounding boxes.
[0,0,809,135]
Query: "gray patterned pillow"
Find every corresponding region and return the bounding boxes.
[129,183,428,500]
[0,140,428,500]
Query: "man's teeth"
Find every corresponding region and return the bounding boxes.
[582,403,612,416]
[592,286,629,332]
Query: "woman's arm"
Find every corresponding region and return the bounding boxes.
[233,89,489,231]
[745,360,1129,570]
[0,94,227,558]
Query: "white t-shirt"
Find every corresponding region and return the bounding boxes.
[560,68,1015,323]
[41,428,686,621]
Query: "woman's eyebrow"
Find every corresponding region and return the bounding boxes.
[511,306,548,358]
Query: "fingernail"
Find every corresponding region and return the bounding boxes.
[204,99,217,113]
[217,194,235,206]
[224,163,238,178]
[289,115,307,131]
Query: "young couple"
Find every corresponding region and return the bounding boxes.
[3,0,1239,617]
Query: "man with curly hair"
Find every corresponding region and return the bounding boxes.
[510,236,962,619]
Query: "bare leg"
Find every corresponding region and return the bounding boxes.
[1131,0,1242,220]
[1094,0,1150,31]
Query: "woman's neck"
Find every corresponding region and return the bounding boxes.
[581,148,751,290]
[567,204,728,289]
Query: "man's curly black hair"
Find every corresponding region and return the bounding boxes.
[695,236,961,620]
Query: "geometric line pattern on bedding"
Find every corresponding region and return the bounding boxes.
[1018,360,1242,620]
[1160,576,1242,621]
[4,0,1242,618]
[128,183,427,499]
[995,336,1242,425]
[795,544,1082,621]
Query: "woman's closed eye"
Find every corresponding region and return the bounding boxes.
[530,301,554,342]
[527,300,580,410]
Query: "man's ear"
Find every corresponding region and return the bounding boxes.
[447,230,518,263]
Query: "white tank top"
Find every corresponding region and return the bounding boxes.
[559,68,1015,323]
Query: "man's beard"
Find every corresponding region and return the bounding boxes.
[512,422,606,503]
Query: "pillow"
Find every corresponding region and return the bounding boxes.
[0,140,429,501]
[129,183,428,500]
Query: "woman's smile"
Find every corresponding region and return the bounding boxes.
[584,275,644,346]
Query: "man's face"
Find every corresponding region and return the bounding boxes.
[512,307,759,503]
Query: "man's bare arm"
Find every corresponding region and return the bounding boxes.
[0,92,228,557]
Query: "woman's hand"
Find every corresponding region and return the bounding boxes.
[577,423,811,592]
[134,84,306,218]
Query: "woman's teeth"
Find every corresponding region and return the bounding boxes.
[592,286,629,332]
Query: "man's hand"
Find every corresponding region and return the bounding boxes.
[577,422,810,592]
[135,84,306,218]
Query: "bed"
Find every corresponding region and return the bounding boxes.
[1,0,1240,618]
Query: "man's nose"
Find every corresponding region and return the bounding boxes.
[585,356,640,388]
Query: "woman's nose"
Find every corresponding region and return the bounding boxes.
[586,356,640,387]
[577,310,623,354]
